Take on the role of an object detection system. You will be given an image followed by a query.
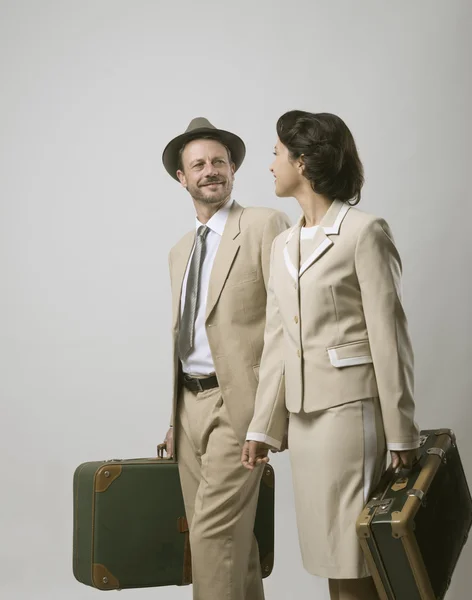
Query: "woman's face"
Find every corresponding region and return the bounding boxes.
[270,138,303,197]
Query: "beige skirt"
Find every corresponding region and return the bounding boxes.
[288,397,386,579]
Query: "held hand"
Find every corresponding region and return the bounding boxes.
[390,448,418,471]
[241,441,270,470]
[162,427,174,458]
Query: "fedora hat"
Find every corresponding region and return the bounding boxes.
[162,117,246,181]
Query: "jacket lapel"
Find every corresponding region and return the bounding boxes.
[299,227,333,276]
[171,231,195,332]
[205,201,243,320]
[284,200,350,280]
[283,223,301,283]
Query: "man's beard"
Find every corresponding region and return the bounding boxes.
[187,176,233,205]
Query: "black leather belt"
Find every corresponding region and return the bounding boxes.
[181,373,219,393]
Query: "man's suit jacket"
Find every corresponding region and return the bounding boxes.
[168,201,291,444]
[247,199,420,451]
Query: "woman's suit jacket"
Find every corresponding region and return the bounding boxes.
[247,199,420,451]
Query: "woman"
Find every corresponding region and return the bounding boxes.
[242,111,420,600]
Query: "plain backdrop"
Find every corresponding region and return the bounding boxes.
[1,1,471,598]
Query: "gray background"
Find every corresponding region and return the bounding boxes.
[1,1,471,598]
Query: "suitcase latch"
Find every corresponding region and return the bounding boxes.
[366,498,394,514]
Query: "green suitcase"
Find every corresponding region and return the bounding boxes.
[356,429,472,599]
[73,453,275,590]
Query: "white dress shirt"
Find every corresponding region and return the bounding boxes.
[180,198,234,375]
[300,225,319,240]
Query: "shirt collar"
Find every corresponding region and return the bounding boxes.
[195,198,234,236]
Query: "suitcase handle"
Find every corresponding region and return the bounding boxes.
[369,460,421,503]
[392,455,422,477]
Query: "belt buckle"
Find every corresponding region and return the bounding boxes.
[183,374,203,393]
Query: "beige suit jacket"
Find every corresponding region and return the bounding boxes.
[247,199,420,451]
[168,201,291,444]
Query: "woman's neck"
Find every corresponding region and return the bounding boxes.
[295,186,333,227]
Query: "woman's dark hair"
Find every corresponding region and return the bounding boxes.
[276,111,364,205]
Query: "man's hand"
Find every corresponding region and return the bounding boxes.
[390,448,419,470]
[162,427,174,458]
[241,441,271,470]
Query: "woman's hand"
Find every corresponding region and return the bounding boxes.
[390,448,419,470]
[241,441,271,470]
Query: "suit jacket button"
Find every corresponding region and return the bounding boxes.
[297,350,301,358]
[294,316,299,324]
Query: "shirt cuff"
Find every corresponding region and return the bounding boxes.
[246,432,281,451]
[387,440,420,451]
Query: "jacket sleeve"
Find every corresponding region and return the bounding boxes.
[355,218,420,450]
[246,238,287,449]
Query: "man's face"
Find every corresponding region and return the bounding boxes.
[177,139,235,205]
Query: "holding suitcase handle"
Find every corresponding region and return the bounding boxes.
[393,455,421,477]
[157,442,173,459]
[390,447,420,472]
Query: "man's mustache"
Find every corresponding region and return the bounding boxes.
[199,178,225,187]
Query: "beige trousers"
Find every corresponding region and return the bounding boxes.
[176,385,264,600]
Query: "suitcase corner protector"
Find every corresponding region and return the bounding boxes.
[390,509,413,538]
[95,464,123,492]
[92,563,120,590]
[356,513,372,539]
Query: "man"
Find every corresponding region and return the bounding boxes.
[161,117,290,600]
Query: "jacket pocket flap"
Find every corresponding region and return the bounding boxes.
[327,340,373,368]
